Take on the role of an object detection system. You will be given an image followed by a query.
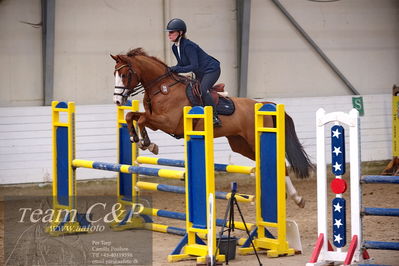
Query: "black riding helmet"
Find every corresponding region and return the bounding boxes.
[166,18,187,33]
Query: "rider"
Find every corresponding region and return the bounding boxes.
[166,18,222,127]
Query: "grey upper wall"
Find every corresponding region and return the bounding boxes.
[0,0,398,106]
[0,0,43,106]
[248,0,399,98]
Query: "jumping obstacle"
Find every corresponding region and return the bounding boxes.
[307,108,399,266]
[51,100,299,261]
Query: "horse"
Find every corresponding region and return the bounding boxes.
[111,48,313,207]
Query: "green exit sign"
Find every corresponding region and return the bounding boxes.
[352,97,364,116]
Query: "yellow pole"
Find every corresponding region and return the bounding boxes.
[392,90,399,157]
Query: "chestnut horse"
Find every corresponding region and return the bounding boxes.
[111,48,312,205]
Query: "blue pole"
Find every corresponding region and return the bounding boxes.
[362,207,399,217]
[363,240,399,250]
[361,175,399,184]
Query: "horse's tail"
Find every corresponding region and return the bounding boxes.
[284,113,314,179]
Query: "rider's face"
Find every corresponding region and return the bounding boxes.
[168,31,180,42]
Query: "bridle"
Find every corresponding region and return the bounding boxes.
[114,64,144,98]
[114,63,182,99]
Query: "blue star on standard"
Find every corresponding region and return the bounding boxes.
[334,219,343,228]
[333,162,342,171]
[332,128,342,138]
[332,146,342,156]
[333,202,343,212]
[334,234,343,243]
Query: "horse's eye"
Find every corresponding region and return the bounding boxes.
[121,74,126,79]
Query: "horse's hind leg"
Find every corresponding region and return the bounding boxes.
[227,136,305,208]
[285,173,305,208]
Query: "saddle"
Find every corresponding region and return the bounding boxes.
[186,82,235,116]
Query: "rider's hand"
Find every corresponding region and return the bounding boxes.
[169,66,178,73]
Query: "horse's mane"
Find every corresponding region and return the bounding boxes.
[126,48,168,68]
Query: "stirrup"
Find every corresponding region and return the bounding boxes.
[213,116,222,128]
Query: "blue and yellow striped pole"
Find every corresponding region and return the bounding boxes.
[137,207,254,231]
[71,160,185,179]
[136,156,255,175]
[144,223,252,248]
[135,181,254,203]
[239,103,294,257]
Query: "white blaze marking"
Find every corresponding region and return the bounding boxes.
[113,72,125,104]
[115,72,124,87]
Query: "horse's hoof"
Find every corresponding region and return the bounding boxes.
[295,196,305,208]
[148,143,159,155]
[130,136,140,143]
[137,141,147,151]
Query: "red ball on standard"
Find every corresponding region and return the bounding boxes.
[331,178,347,194]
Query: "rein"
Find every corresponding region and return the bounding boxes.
[114,61,194,114]
[114,64,182,98]
[114,59,201,138]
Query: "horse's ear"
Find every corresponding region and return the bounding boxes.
[110,54,119,62]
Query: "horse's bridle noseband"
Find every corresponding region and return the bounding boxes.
[114,64,144,98]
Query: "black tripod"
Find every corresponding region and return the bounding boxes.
[216,182,262,266]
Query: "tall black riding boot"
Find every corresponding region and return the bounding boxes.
[203,91,222,127]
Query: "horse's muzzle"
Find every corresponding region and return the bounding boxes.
[113,96,127,106]
[114,98,122,106]
[113,87,128,106]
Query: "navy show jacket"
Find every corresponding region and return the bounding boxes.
[171,38,220,79]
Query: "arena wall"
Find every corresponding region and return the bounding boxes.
[248,0,399,98]
[0,0,43,106]
[0,0,398,107]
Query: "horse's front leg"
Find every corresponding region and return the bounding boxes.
[137,116,159,155]
[125,112,142,143]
